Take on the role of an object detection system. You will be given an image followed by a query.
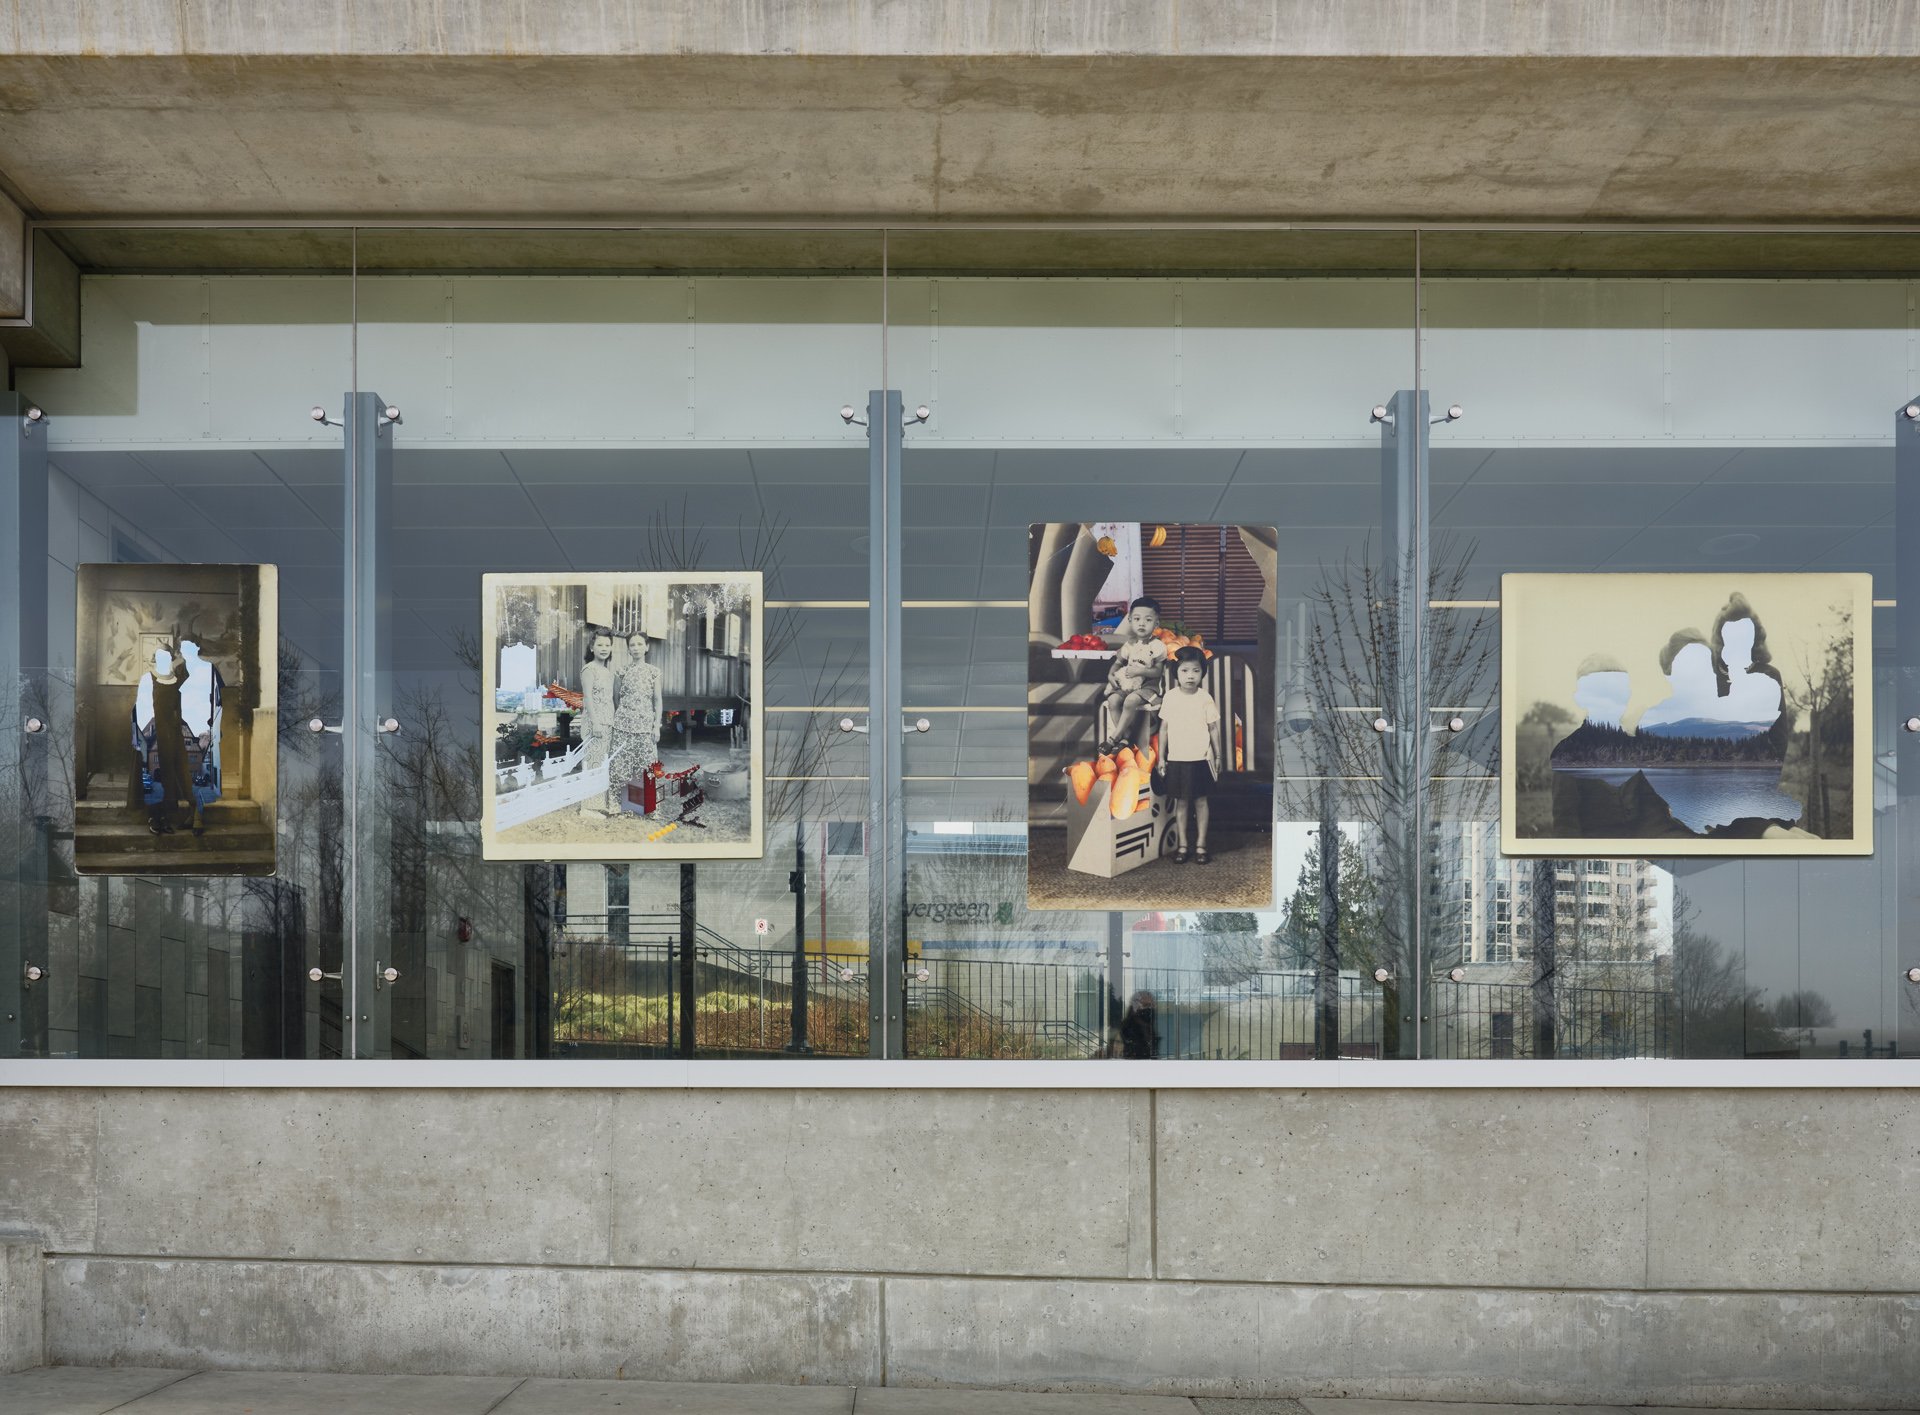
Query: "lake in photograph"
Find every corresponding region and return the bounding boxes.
[1554,765,1804,834]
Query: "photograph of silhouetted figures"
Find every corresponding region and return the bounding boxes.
[1027,522,1276,910]
[74,563,278,876]
[1501,572,1872,857]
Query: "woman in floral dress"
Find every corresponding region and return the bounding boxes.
[610,631,663,808]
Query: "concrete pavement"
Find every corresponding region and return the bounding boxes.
[3,1369,1917,1415]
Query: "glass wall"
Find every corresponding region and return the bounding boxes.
[7,232,354,1057]
[5,225,1916,1062]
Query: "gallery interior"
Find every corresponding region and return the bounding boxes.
[2,225,1918,1066]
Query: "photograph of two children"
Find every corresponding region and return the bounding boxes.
[1027,521,1276,911]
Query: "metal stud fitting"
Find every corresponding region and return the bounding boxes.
[906,404,931,425]
[905,717,931,734]
[22,405,44,435]
[23,964,45,986]
[24,717,44,734]
[838,404,867,427]
[1372,967,1393,984]
[1905,404,1920,422]
[1448,966,1467,983]
[1371,716,1392,733]
[1430,404,1465,425]
[379,404,402,424]
[839,716,867,734]
[1369,404,1393,425]
[1906,967,1920,985]
[375,963,400,989]
[1905,717,1920,734]
[310,405,343,428]
[307,967,342,983]
[308,718,343,735]
[1447,716,1467,733]
[378,717,401,734]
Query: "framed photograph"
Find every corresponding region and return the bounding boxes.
[480,571,763,861]
[1501,572,1873,856]
[75,563,278,876]
[1026,522,1275,910]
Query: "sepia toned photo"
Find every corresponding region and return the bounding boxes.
[481,571,763,861]
[74,563,279,876]
[1502,572,1873,856]
[1028,522,1275,910]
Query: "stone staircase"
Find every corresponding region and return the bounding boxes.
[74,788,275,876]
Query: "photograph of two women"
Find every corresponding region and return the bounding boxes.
[481,572,763,861]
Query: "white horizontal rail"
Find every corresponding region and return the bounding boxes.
[0,1058,1915,1089]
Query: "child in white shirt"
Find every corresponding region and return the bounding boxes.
[1157,645,1222,863]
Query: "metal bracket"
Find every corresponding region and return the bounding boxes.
[377,717,401,734]
[374,962,400,990]
[23,717,44,734]
[1429,404,1465,426]
[307,967,342,983]
[309,405,344,429]
[307,718,343,735]
[20,406,44,437]
[838,404,868,427]
[840,717,929,735]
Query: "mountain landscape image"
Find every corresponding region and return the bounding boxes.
[1501,574,1872,856]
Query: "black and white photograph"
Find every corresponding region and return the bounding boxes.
[481,571,763,861]
[73,563,278,876]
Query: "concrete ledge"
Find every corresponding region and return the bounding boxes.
[0,1239,43,1374]
[884,1277,1920,1407]
[46,1257,883,1385]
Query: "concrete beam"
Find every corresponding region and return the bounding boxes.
[1,54,1919,224]
[0,229,80,369]
[3,1,1917,59]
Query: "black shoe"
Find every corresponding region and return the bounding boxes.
[148,820,166,836]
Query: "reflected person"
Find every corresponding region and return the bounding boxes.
[1120,990,1161,1059]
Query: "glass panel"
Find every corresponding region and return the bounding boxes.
[890,230,1418,1059]
[1419,230,1920,1059]
[9,232,355,1056]
[350,228,881,1059]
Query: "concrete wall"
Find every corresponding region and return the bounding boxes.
[3,1085,1916,1404]
[0,1239,43,1373]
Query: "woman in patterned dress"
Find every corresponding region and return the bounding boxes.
[610,631,663,807]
